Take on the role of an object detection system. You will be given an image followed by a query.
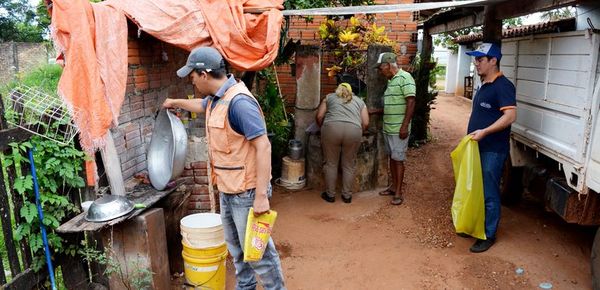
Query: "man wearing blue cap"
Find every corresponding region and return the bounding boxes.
[464,42,517,253]
[163,47,286,289]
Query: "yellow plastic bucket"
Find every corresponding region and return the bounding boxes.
[182,242,227,258]
[182,248,228,290]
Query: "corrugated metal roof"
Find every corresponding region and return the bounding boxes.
[454,17,576,44]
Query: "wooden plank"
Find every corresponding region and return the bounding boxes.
[501,41,517,55]
[56,179,188,233]
[156,190,191,274]
[0,94,8,130]
[547,83,587,108]
[0,128,32,152]
[495,0,578,20]
[2,268,47,290]
[56,234,89,289]
[516,79,546,100]
[0,158,22,277]
[517,67,546,82]
[518,39,550,55]
[102,208,170,290]
[0,252,6,285]
[552,35,594,55]
[426,9,485,34]
[99,132,125,196]
[548,69,590,88]
[9,165,32,268]
[518,55,548,69]
[549,55,592,71]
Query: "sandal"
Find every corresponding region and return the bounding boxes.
[378,188,395,196]
[390,196,403,205]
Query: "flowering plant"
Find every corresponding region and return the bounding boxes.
[319,16,394,79]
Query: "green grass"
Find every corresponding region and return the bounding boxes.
[1,64,63,97]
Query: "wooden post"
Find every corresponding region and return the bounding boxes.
[482,4,502,44]
[99,132,126,196]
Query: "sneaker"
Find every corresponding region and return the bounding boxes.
[469,238,496,253]
[321,192,335,203]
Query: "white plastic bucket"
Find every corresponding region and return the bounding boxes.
[180,213,225,248]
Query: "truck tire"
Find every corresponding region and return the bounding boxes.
[592,227,600,290]
[500,158,523,205]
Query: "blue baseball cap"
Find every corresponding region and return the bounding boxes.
[466,43,502,61]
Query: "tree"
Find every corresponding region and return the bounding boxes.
[433,17,523,53]
[541,7,575,22]
[0,0,48,42]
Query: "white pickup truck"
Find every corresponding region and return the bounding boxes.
[494,29,600,285]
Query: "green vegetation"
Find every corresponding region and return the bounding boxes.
[255,68,293,178]
[80,245,153,290]
[1,64,62,97]
[0,0,50,42]
[1,62,84,288]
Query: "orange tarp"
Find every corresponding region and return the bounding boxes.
[111,0,284,70]
[51,0,128,153]
[51,0,283,154]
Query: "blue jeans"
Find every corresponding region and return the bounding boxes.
[220,186,286,290]
[480,151,507,240]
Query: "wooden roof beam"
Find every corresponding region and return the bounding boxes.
[495,0,579,20]
[427,10,485,34]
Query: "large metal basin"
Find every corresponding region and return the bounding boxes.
[85,195,134,222]
[148,109,188,190]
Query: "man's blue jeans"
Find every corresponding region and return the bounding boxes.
[480,151,508,240]
[220,187,286,290]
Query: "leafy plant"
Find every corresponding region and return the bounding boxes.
[1,64,63,98]
[1,62,84,275]
[3,135,85,271]
[80,244,153,290]
[255,68,293,178]
[319,16,393,79]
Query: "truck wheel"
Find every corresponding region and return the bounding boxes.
[500,158,523,205]
[592,227,600,290]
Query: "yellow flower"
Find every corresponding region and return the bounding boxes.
[371,23,385,35]
[350,16,361,28]
[318,23,329,40]
[339,30,359,43]
[326,65,342,78]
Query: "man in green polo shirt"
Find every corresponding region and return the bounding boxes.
[376,52,416,205]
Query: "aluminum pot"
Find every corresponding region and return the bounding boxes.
[148,109,188,190]
[85,195,134,222]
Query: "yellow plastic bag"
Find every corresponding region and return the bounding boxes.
[450,136,486,240]
[244,208,278,262]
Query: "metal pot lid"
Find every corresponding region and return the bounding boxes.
[85,195,135,222]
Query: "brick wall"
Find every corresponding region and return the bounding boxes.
[275,0,418,107]
[113,23,212,213]
[0,42,50,86]
[182,161,213,212]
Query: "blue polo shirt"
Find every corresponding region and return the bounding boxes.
[467,73,516,153]
[201,75,266,140]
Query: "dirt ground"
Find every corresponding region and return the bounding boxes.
[180,93,596,289]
